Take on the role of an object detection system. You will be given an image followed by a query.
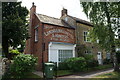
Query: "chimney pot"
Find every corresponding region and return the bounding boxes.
[32,2,34,6]
[61,8,68,16]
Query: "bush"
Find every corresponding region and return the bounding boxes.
[84,54,98,68]
[65,57,86,72]
[58,62,69,70]
[9,49,21,59]
[86,59,98,68]
[2,54,37,79]
[84,54,94,60]
[9,49,20,54]
[103,58,111,64]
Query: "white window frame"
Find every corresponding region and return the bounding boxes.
[85,50,92,54]
[106,53,110,59]
[58,50,73,62]
[35,28,38,42]
[83,31,91,42]
[48,42,76,66]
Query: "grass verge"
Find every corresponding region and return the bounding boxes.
[87,64,112,71]
[96,72,120,78]
[89,72,120,80]
[55,70,73,76]
[26,72,41,78]
[56,64,113,76]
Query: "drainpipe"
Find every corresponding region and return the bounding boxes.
[48,42,52,63]
[75,22,78,57]
[41,23,45,78]
[73,44,76,57]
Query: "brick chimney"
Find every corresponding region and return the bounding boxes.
[29,2,36,36]
[29,2,36,55]
[30,2,36,19]
[61,8,68,16]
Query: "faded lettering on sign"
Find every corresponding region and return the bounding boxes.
[44,25,74,42]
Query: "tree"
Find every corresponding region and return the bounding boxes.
[2,2,29,58]
[80,2,120,71]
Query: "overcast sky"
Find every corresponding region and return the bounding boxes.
[18,0,89,21]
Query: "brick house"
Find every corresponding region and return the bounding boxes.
[61,8,107,65]
[24,3,76,70]
[25,3,108,70]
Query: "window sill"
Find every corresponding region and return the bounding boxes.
[35,40,38,43]
[84,41,91,43]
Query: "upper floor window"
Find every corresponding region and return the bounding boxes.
[83,31,91,42]
[85,50,92,54]
[35,28,38,42]
[65,17,68,22]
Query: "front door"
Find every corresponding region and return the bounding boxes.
[97,52,103,65]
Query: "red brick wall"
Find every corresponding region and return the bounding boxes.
[32,16,44,70]
[25,13,44,70]
[25,6,75,70]
[43,24,75,43]
[43,24,75,63]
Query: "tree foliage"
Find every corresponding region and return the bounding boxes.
[2,2,29,57]
[80,2,120,71]
[81,2,119,51]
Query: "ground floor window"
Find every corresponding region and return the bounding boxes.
[58,50,73,62]
[106,53,110,59]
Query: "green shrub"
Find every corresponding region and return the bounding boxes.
[84,54,98,68]
[9,49,21,59]
[9,49,20,54]
[86,59,98,68]
[65,57,86,72]
[58,62,69,70]
[84,54,94,60]
[103,58,111,64]
[2,54,37,79]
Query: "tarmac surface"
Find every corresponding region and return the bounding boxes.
[58,68,113,78]
[33,68,113,79]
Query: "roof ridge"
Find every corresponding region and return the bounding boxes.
[68,15,90,23]
[37,13,61,20]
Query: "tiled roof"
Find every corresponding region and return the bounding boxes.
[36,13,75,29]
[69,16,93,26]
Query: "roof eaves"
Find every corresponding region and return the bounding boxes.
[76,20,93,27]
[68,15,93,27]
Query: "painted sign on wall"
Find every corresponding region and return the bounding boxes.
[44,24,75,43]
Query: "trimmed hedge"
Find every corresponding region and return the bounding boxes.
[86,59,98,68]
[58,55,99,71]
[65,57,87,72]
[58,62,69,70]
[84,54,98,68]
